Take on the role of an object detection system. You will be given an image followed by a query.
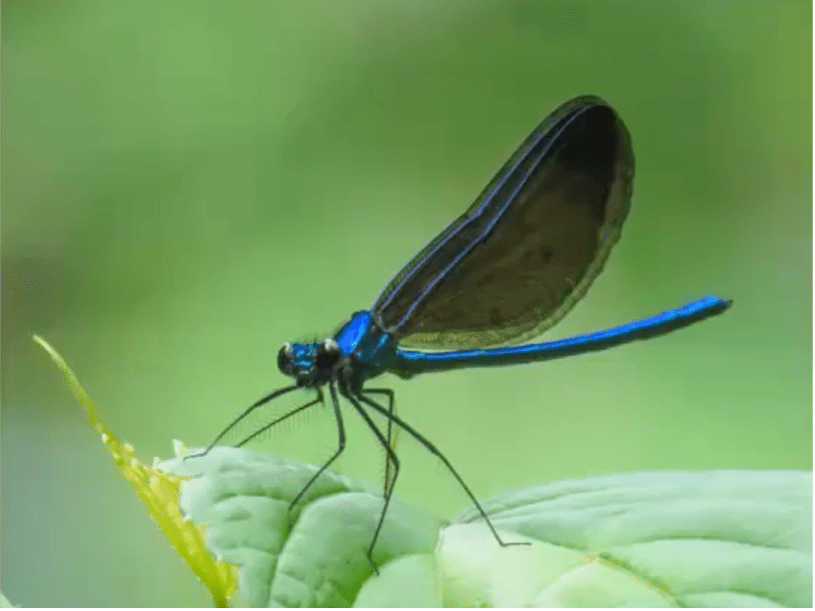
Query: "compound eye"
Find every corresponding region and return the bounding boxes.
[277,342,294,374]
[315,338,340,371]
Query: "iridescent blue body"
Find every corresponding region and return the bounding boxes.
[197,95,731,572]
[291,294,729,384]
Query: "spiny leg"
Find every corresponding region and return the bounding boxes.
[288,382,345,510]
[185,384,299,459]
[342,386,399,574]
[233,388,324,448]
[362,388,398,495]
[356,393,528,550]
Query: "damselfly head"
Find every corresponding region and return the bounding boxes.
[277,338,342,386]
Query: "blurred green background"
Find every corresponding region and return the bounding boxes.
[2,0,811,606]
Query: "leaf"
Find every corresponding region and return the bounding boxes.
[159,448,445,607]
[0,591,14,608]
[33,336,237,607]
[161,449,811,607]
[448,470,812,607]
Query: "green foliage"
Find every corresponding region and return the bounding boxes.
[160,449,444,607]
[33,336,237,606]
[161,450,812,607]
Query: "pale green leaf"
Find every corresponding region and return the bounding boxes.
[161,450,811,608]
[160,448,444,607]
[449,470,812,607]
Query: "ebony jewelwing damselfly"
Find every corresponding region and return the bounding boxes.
[191,95,731,571]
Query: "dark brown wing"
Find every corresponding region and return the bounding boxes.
[371,96,634,349]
